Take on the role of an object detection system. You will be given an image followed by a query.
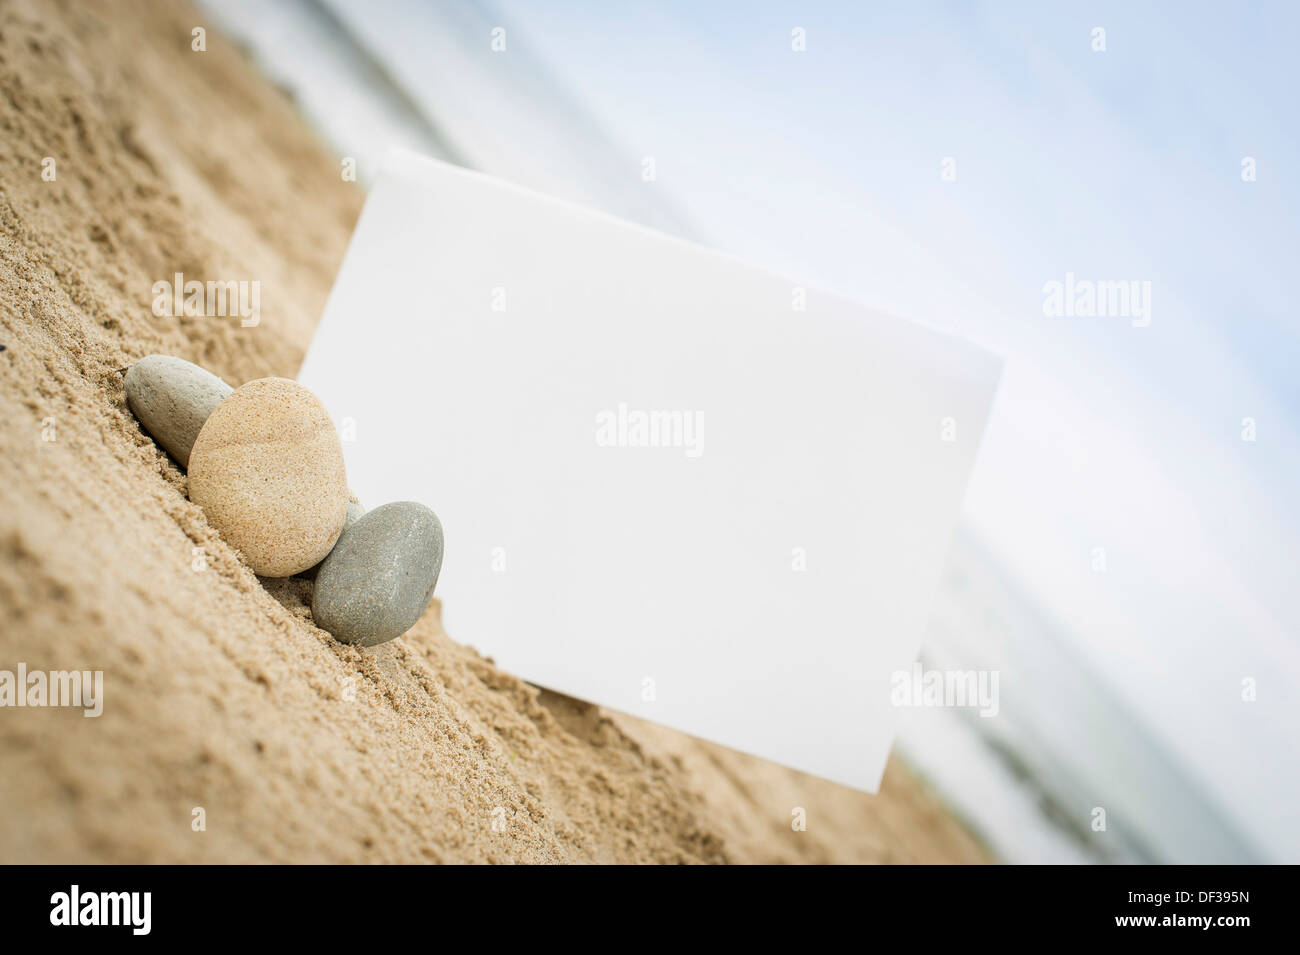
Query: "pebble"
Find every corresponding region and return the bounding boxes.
[188,377,349,577]
[123,355,233,467]
[311,501,444,647]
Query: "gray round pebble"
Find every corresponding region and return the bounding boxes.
[311,501,444,647]
[124,355,233,467]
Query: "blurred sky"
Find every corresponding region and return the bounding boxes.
[488,0,1300,859]
[204,0,1299,859]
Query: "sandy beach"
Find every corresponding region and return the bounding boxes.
[0,0,989,863]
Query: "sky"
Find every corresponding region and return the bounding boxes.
[488,0,1300,858]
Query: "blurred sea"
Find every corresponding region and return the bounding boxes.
[200,0,1264,864]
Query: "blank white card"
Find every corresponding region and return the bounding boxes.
[299,149,1001,791]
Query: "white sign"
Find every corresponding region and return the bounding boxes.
[300,149,1001,791]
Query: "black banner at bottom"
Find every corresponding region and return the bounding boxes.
[3,863,1281,941]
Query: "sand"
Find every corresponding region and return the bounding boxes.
[0,0,990,863]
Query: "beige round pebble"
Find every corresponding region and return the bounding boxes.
[188,377,348,577]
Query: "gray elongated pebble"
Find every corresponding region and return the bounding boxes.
[124,355,233,467]
[311,501,444,647]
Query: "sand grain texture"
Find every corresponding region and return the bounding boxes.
[0,0,989,863]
